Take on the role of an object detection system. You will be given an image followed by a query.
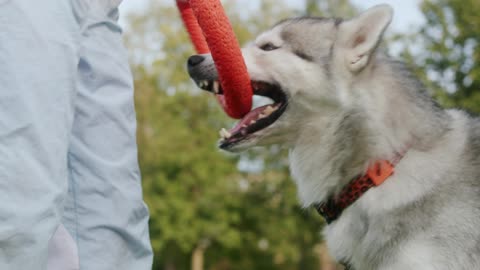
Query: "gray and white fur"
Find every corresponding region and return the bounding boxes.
[188,5,480,269]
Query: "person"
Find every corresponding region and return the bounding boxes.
[0,0,153,269]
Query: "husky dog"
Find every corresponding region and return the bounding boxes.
[187,4,480,270]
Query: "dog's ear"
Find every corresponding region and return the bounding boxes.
[338,4,393,73]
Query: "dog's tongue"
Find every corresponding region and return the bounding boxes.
[228,105,269,134]
[216,94,228,111]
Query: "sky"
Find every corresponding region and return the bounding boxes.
[118,0,425,34]
[351,0,424,32]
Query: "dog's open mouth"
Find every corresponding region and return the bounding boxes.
[195,80,288,149]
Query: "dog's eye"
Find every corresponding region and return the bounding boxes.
[260,43,279,51]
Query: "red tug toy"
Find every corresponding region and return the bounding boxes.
[176,0,253,119]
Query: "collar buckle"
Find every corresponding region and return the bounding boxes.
[366,160,394,186]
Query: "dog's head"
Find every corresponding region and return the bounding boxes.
[188,5,393,152]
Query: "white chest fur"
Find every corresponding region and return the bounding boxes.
[288,111,469,269]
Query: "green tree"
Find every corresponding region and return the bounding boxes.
[402,0,480,113]
[305,0,356,17]
[135,71,243,269]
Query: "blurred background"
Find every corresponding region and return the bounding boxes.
[118,0,480,269]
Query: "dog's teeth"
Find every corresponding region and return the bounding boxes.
[213,81,220,94]
[249,120,256,125]
[264,105,276,115]
[220,128,231,139]
[198,81,206,88]
[254,106,275,121]
[206,81,213,90]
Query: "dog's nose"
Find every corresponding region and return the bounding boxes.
[187,55,205,68]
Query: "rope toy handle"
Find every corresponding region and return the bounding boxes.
[177,0,253,119]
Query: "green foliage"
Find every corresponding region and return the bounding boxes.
[305,0,356,17]
[403,0,480,113]
[136,72,241,257]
